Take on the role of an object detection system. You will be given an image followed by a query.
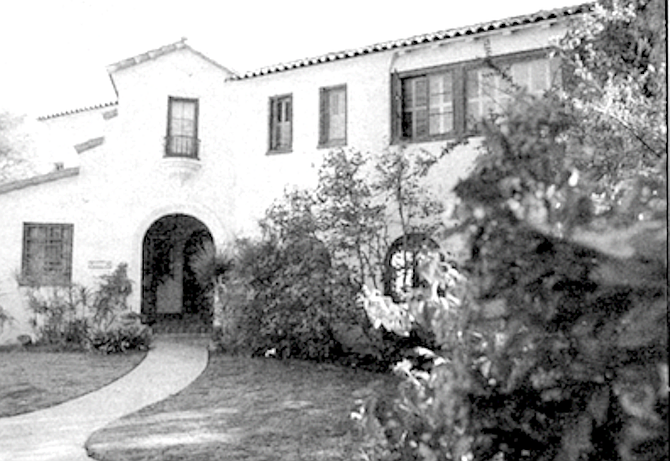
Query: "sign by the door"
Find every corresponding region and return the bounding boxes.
[88,260,113,270]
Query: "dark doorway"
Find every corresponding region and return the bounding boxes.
[141,214,213,332]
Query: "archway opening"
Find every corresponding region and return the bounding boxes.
[383,233,439,302]
[141,214,213,332]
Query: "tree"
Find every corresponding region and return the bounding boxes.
[356,1,667,459]
[316,149,387,288]
[0,111,32,182]
[558,0,666,198]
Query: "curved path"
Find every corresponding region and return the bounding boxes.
[0,336,208,461]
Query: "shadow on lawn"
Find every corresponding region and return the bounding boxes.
[86,354,399,461]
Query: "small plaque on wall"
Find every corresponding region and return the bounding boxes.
[88,260,113,270]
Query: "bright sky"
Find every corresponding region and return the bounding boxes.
[1,0,585,117]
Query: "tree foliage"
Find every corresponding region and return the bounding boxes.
[0,112,30,182]
[558,0,666,195]
[355,1,667,459]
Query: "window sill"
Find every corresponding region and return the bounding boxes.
[317,140,346,149]
[18,276,70,287]
[160,156,202,182]
[392,130,481,145]
[267,148,293,155]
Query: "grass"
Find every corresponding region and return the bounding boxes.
[0,348,146,417]
[86,354,399,461]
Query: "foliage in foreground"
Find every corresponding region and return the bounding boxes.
[356,165,666,461]
[353,1,667,458]
[23,263,151,353]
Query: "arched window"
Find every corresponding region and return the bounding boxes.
[383,233,439,302]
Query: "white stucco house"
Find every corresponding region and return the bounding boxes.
[0,4,588,343]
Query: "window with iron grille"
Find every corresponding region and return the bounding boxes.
[21,223,73,285]
[269,94,292,153]
[166,97,199,158]
[319,85,347,147]
[392,52,559,143]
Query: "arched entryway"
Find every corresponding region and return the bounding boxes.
[141,214,213,332]
[383,233,440,302]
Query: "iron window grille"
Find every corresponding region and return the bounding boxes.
[21,223,73,285]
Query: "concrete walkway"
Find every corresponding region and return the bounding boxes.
[0,336,209,461]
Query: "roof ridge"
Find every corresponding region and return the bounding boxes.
[231,2,592,80]
[106,38,237,76]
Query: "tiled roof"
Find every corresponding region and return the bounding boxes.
[231,3,592,80]
[106,38,237,76]
[38,101,118,121]
[0,167,80,195]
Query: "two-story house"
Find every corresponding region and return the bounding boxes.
[0,4,588,343]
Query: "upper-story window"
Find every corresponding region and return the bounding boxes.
[21,223,73,285]
[166,97,199,158]
[401,71,454,140]
[392,52,559,143]
[269,94,292,153]
[319,85,347,147]
[466,57,554,130]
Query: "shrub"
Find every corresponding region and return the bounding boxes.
[90,313,151,354]
[211,235,398,367]
[91,263,132,330]
[24,284,92,350]
[20,263,148,354]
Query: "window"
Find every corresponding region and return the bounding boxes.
[269,94,292,153]
[319,85,347,147]
[393,52,559,142]
[402,71,454,139]
[22,223,73,285]
[466,57,554,130]
[166,97,199,158]
[383,234,440,302]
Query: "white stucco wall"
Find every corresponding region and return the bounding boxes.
[0,18,570,343]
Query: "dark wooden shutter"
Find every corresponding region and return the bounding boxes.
[390,71,402,143]
[319,88,328,146]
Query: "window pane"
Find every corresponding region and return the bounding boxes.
[415,108,429,138]
[428,72,453,135]
[402,78,415,107]
[270,96,292,150]
[467,58,552,128]
[327,88,346,142]
[414,78,428,107]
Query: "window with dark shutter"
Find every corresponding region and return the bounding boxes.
[269,95,293,153]
[166,97,199,158]
[392,51,560,143]
[21,223,73,285]
[401,71,454,140]
[319,85,346,147]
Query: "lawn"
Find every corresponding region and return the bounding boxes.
[0,348,146,417]
[86,354,399,461]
